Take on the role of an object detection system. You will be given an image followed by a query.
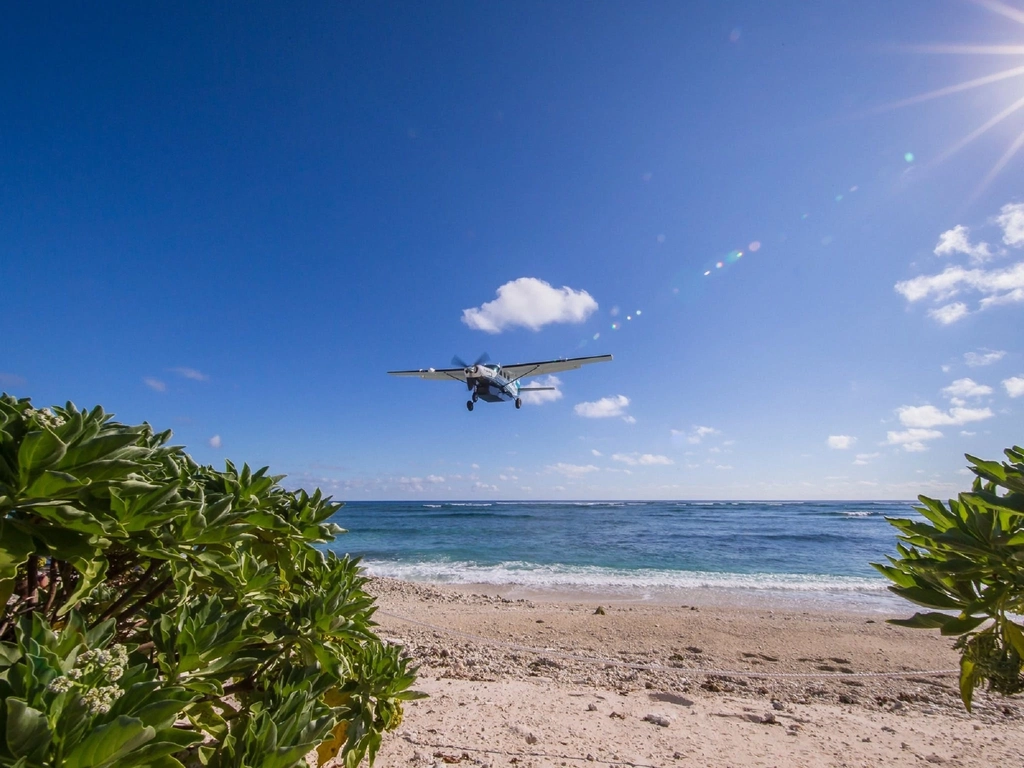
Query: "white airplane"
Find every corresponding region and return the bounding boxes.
[388,353,613,411]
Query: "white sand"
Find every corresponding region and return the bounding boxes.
[324,578,1024,768]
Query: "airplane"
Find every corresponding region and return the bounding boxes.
[388,353,613,411]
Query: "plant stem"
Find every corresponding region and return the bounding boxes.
[114,575,173,626]
[97,559,161,623]
[25,555,38,608]
[42,559,59,614]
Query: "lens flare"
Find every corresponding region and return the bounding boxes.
[748,241,761,252]
[635,309,642,315]
[593,332,600,340]
[611,322,620,330]
[904,152,915,162]
[716,262,724,269]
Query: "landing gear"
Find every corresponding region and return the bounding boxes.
[466,400,474,412]
[472,392,479,402]
[515,397,522,409]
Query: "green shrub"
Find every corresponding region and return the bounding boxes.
[874,445,1024,711]
[0,394,421,767]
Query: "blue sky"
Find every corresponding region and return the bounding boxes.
[4,1,1024,500]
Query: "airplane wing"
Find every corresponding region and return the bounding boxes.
[502,354,613,382]
[387,367,468,382]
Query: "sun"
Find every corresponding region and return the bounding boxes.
[875,0,1024,200]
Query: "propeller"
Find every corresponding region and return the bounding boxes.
[452,352,490,368]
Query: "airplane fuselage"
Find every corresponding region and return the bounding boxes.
[463,364,519,403]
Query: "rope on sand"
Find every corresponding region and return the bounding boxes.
[378,610,959,680]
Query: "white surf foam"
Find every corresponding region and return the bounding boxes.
[359,559,888,593]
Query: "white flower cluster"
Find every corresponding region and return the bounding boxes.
[81,685,122,715]
[79,645,129,682]
[46,644,129,714]
[24,407,67,429]
[46,676,74,694]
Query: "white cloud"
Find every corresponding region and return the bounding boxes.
[172,367,209,381]
[934,225,994,263]
[997,202,1024,246]
[575,395,630,419]
[979,287,1024,309]
[471,463,480,469]
[886,428,943,452]
[928,302,970,324]
[591,449,603,457]
[896,404,993,428]
[853,452,880,466]
[673,425,719,444]
[941,378,993,399]
[209,435,222,449]
[144,377,167,392]
[461,277,598,333]
[964,349,1005,367]
[473,481,498,492]
[1004,376,1024,398]
[426,474,445,483]
[611,453,674,466]
[0,373,27,388]
[398,476,426,492]
[547,462,600,477]
[519,375,563,405]
[715,464,734,470]
[895,262,1024,320]
[827,435,856,450]
[621,415,637,424]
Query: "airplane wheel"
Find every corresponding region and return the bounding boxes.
[515,398,522,409]
[467,400,474,412]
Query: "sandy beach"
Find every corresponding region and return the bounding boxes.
[343,578,1024,768]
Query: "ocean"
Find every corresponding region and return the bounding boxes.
[324,500,924,613]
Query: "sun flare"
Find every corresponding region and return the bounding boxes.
[878,0,1024,199]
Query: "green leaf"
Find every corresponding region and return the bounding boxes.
[0,519,34,589]
[63,716,155,768]
[939,615,988,636]
[887,612,955,630]
[959,656,977,712]
[5,698,51,761]
[24,469,83,498]
[17,428,67,483]
[890,585,963,610]
[1004,621,1024,658]
[59,432,144,472]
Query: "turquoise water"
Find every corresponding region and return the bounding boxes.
[325,500,921,611]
